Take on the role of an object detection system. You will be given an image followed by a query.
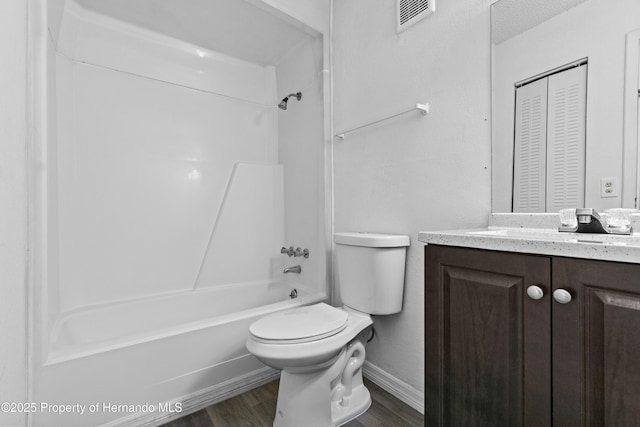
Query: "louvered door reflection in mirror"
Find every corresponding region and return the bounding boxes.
[491,0,640,212]
[513,63,586,212]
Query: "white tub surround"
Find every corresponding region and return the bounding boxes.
[419,213,640,264]
[29,0,329,426]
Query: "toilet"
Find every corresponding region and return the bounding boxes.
[246,232,410,427]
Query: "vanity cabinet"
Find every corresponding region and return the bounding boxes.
[425,245,640,426]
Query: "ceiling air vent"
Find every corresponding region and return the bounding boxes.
[397,0,435,33]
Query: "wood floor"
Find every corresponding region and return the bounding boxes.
[161,378,424,427]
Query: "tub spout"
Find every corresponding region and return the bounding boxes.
[283,265,301,274]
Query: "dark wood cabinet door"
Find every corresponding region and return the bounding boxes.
[425,246,551,427]
[552,258,640,427]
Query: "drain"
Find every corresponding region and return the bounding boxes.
[289,289,298,299]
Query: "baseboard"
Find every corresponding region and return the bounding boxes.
[363,361,424,414]
[100,361,422,426]
[100,366,280,427]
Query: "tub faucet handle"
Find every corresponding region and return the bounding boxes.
[294,247,310,258]
[280,246,296,257]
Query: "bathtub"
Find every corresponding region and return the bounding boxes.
[48,280,324,364]
[34,281,325,426]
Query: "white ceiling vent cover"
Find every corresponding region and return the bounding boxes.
[397,0,435,33]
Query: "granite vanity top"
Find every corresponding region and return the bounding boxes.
[418,213,640,264]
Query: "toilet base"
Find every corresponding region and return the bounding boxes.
[331,383,371,426]
[273,336,371,427]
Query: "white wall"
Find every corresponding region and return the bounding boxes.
[257,0,330,34]
[332,0,493,400]
[276,36,327,296]
[265,0,332,300]
[493,0,640,211]
[47,0,331,315]
[47,0,66,44]
[0,1,28,427]
[53,3,280,312]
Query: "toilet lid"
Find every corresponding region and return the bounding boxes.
[250,303,348,343]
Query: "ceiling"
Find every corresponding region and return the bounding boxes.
[73,0,314,66]
[491,0,590,44]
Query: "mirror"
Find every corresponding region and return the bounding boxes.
[491,0,640,212]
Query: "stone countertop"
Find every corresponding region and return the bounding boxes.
[418,213,640,264]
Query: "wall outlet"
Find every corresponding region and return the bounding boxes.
[600,177,618,198]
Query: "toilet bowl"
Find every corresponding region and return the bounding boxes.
[246,232,409,427]
[246,303,373,427]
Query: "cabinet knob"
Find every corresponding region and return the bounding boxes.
[553,289,573,304]
[527,285,545,300]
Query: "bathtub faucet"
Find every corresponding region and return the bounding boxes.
[281,246,310,258]
[283,265,301,274]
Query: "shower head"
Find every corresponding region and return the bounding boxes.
[278,92,302,110]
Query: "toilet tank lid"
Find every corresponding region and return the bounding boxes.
[334,232,410,247]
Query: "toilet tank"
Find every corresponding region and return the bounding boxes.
[334,232,410,315]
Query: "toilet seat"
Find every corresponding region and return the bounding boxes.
[249,303,348,344]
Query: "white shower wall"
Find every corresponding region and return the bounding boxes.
[276,35,327,293]
[53,2,281,312]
